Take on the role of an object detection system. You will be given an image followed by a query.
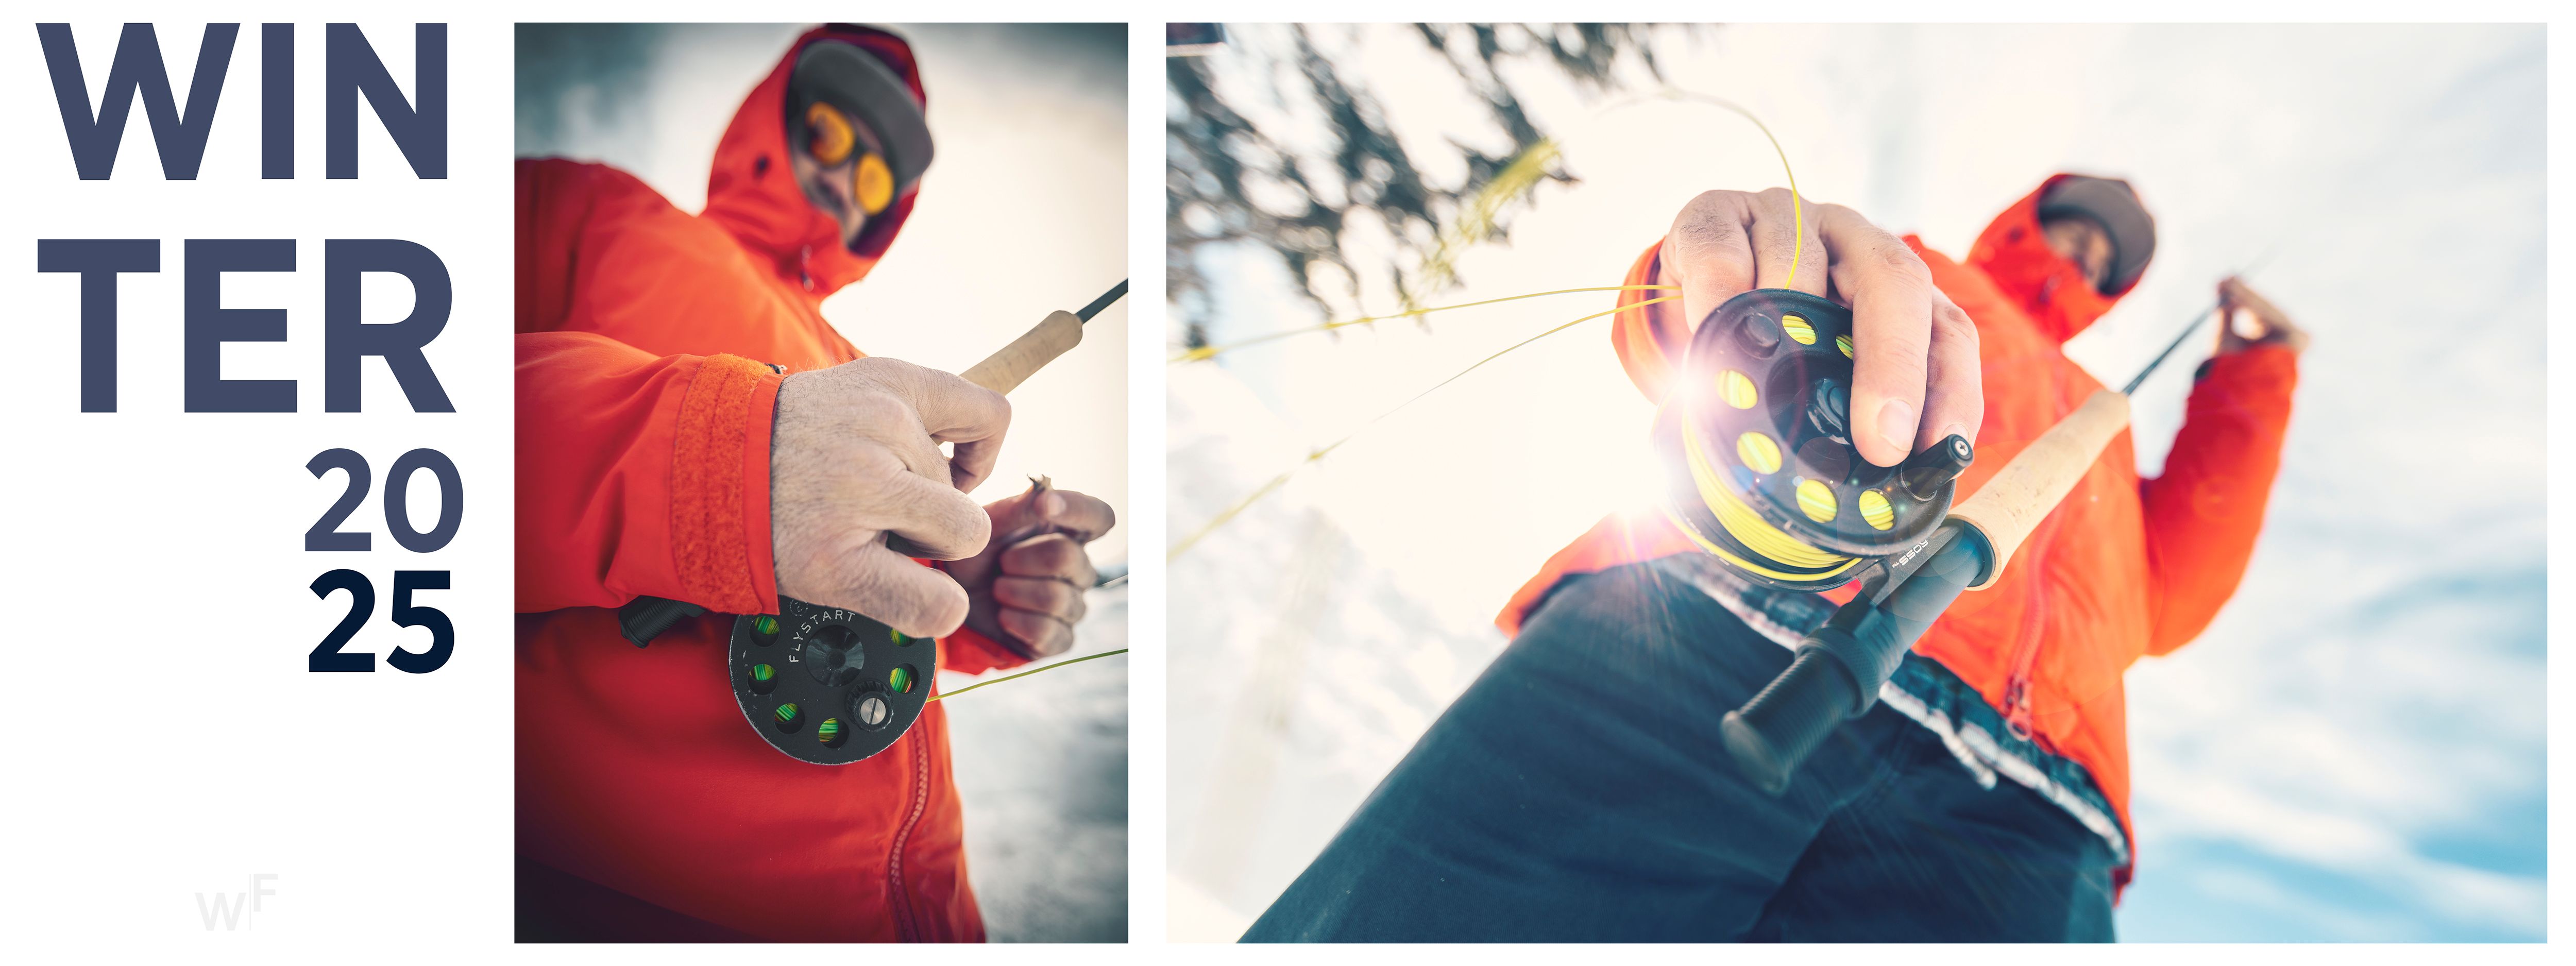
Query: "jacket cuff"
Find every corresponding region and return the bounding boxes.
[2192,343,2299,400]
[938,624,1036,676]
[668,353,785,615]
[1609,240,1681,403]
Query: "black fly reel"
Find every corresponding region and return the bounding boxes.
[1654,289,1974,591]
[727,598,935,765]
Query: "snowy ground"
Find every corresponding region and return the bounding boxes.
[1168,23,2544,942]
[943,588,1130,943]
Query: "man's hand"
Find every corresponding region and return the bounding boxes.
[1659,188,1983,467]
[771,357,1011,639]
[2216,276,2310,356]
[948,483,1116,658]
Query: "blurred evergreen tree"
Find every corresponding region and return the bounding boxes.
[1167,23,1698,347]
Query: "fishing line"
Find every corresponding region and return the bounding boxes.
[1171,88,1810,560]
[929,648,1131,701]
[1170,296,1681,560]
[1412,139,1568,302]
[2119,245,2287,394]
[1176,88,1803,364]
[1601,88,1808,290]
[1173,285,1678,363]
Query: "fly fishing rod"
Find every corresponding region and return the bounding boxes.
[1676,287,2181,794]
[618,280,1131,765]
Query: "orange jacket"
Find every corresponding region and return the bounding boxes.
[1501,176,2299,882]
[513,26,1029,942]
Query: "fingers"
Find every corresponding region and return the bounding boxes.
[1918,296,1984,450]
[853,456,993,560]
[981,485,1117,545]
[819,543,972,639]
[1038,489,1116,544]
[1819,204,1946,466]
[844,392,958,489]
[994,574,1088,624]
[977,484,1048,540]
[901,365,1011,493]
[1665,189,1833,336]
[786,357,1010,494]
[999,533,1100,589]
[958,489,1109,657]
[1669,189,1970,465]
[996,608,1075,657]
[2215,282,2246,350]
[1747,188,1830,297]
[1664,191,1758,334]
[2216,276,2307,353]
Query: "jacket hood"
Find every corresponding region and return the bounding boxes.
[702,25,925,297]
[1963,174,2144,343]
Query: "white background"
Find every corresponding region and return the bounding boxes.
[1,11,516,948]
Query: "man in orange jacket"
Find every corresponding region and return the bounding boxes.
[1246,177,2304,941]
[514,26,1115,941]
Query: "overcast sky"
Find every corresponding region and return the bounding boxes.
[1168,23,2544,942]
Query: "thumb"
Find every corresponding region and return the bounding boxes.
[985,482,1058,537]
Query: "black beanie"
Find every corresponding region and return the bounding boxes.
[2037,175,2156,293]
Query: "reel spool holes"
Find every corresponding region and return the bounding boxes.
[1656,289,1974,590]
[730,599,936,764]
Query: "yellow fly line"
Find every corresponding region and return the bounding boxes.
[1616,89,1807,291]
[927,648,1130,701]
[1168,87,1810,562]
[1176,87,1806,365]
[1672,410,1861,583]
[1409,138,1565,308]
[1173,285,1678,363]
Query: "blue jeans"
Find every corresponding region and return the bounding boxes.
[1242,562,2118,942]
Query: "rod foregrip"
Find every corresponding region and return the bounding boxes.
[961,310,1083,395]
[1945,388,2131,589]
[1722,649,1860,796]
[1721,536,1989,794]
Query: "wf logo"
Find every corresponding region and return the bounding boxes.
[194,873,279,931]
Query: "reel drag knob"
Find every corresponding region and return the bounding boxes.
[1899,434,1976,501]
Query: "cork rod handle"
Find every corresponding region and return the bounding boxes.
[961,310,1084,395]
[1945,389,2131,590]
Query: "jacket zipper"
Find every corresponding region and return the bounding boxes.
[2000,634,2041,741]
[885,713,930,941]
[2000,372,2075,744]
[1996,472,2069,743]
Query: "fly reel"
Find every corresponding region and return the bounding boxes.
[1655,289,1974,591]
[727,598,935,765]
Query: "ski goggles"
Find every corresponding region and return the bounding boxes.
[789,40,933,217]
[802,103,896,214]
